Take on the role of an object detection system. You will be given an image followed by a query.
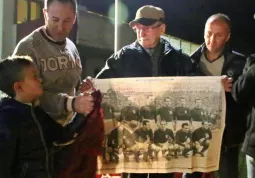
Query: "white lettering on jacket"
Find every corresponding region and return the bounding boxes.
[40,55,82,72]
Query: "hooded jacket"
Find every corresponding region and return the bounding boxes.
[0,97,64,178]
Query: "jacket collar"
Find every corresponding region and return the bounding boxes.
[0,97,32,113]
[133,37,174,55]
[192,43,233,61]
[191,43,236,75]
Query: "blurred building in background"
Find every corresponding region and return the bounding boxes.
[0,1,198,78]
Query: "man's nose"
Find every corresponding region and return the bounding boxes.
[210,35,216,43]
[139,29,146,37]
[57,23,64,32]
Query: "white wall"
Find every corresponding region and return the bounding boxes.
[0,0,16,58]
[0,0,3,58]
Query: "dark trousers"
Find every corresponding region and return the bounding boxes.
[218,145,239,178]
[123,173,174,178]
[183,145,240,178]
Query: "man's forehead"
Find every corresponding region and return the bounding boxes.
[47,1,75,14]
[205,18,230,31]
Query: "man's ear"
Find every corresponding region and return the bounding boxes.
[160,24,166,34]
[43,8,47,21]
[73,14,77,25]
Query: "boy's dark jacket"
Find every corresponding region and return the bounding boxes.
[0,97,64,178]
[191,43,248,146]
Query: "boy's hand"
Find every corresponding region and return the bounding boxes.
[80,76,94,93]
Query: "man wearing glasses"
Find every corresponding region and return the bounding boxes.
[97,5,192,79]
[97,5,193,178]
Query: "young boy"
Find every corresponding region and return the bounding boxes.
[0,55,66,178]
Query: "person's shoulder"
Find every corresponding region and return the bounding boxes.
[18,27,42,45]
[166,128,173,132]
[154,129,160,133]
[122,41,139,51]
[230,50,246,58]
[15,33,34,49]
[161,38,183,53]
[0,105,22,127]
[162,39,191,61]
[176,130,181,134]
[135,127,142,132]
[223,44,245,60]
[66,38,77,48]
[161,38,178,52]
[157,107,164,110]
[13,27,43,55]
[190,45,203,58]
[246,54,255,65]
[113,42,138,58]
[243,53,255,73]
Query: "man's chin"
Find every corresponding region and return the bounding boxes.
[206,47,219,53]
[139,40,150,47]
[54,35,67,42]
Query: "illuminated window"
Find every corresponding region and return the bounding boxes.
[17,0,28,24]
[16,0,42,24]
[30,1,41,21]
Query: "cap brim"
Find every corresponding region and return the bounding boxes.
[129,18,159,27]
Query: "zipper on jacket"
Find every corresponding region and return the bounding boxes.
[30,106,51,178]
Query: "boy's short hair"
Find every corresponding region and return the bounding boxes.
[0,55,34,97]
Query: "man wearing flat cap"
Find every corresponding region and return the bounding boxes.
[97,5,192,79]
[97,5,193,178]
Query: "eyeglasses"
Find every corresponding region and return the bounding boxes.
[135,24,162,32]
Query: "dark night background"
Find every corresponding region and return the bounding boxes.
[80,0,255,55]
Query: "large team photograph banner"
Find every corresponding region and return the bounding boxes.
[94,77,226,174]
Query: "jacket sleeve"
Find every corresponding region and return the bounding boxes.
[0,113,17,178]
[232,56,255,106]
[96,49,125,79]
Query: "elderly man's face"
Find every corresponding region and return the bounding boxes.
[134,22,165,48]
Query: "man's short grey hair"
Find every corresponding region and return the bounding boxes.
[206,13,231,33]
